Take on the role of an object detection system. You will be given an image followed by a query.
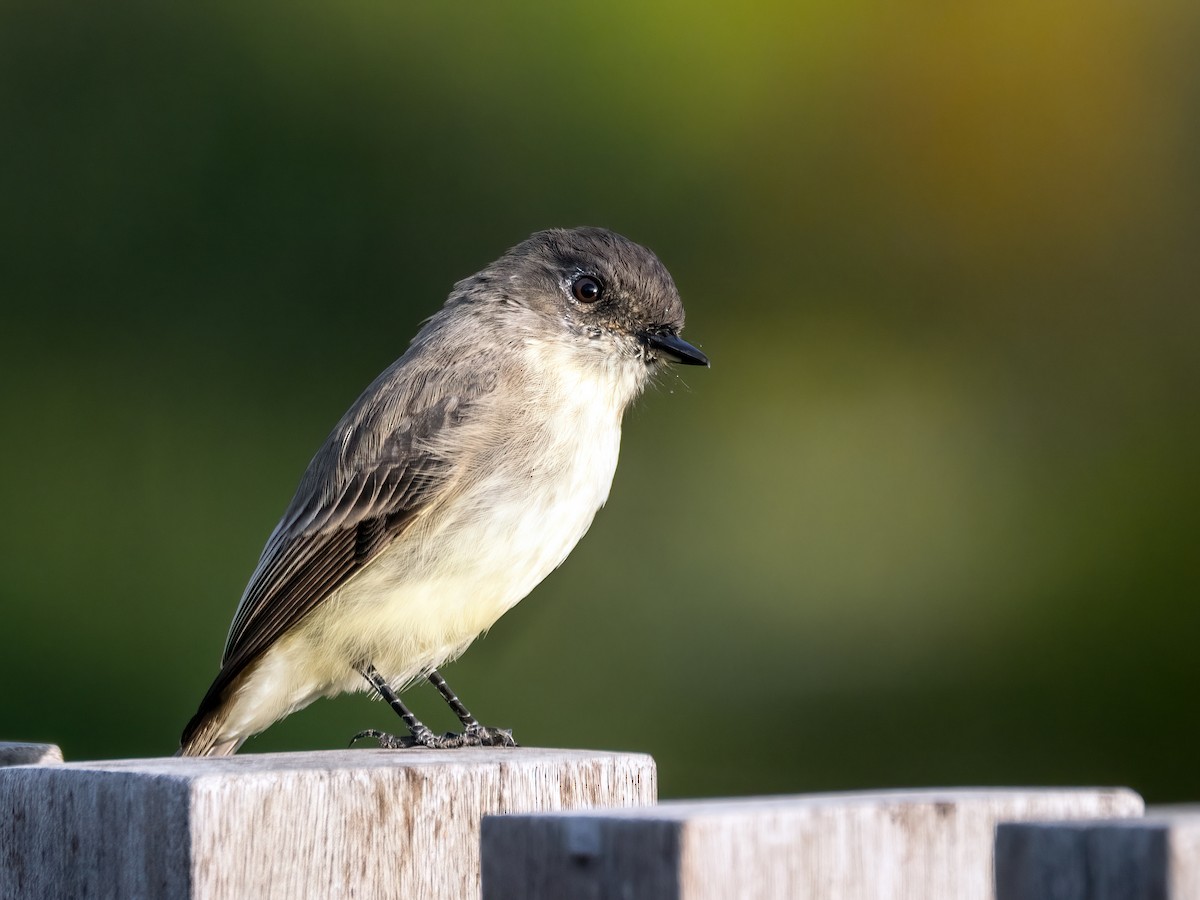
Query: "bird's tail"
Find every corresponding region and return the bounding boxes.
[177,693,242,757]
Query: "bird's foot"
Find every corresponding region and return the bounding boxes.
[350,724,443,749]
[460,723,519,747]
[350,723,517,749]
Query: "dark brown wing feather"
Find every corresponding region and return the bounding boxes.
[180,388,477,748]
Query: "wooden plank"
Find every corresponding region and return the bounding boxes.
[482,788,1143,900]
[0,747,656,900]
[0,741,63,766]
[996,813,1200,899]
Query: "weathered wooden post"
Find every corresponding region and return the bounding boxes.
[0,742,63,767]
[480,788,1143,900]
[0,746,656,899]
[995,811,1200,899]
[3,740,1156,899]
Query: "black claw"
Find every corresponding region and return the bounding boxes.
[465,724,519,748]
[349,724,518,750]
[350,728,382,747]
[351,729,420,749]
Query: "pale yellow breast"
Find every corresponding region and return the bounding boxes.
[301,340,643,686]
[220,341,645,741]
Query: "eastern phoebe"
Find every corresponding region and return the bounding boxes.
[179,227,707,756]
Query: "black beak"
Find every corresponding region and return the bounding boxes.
[642,330,710,367]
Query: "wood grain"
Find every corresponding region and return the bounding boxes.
[0,747,656,900]
[482,788,1143,900]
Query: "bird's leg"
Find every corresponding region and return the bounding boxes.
[351,663,448,749]
[427,669,518,747]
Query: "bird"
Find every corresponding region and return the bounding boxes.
[178,226,708,756]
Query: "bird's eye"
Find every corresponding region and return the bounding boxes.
[571,275,603,304]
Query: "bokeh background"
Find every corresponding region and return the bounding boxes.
[3,2,1197,801]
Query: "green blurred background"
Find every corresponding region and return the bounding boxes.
[2,1,1197,801]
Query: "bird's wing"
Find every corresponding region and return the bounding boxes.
[224,397,468,676]
[183,372,489,742]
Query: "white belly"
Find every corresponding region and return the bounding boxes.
[220,349,639,742]
[314,413,623,685]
